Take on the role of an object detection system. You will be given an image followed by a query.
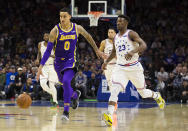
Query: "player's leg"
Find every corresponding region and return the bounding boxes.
[61,69,81,120]
[40,66,53,95]
[129,70,165,109]
[104,64,118,111]
[103,67,128,126]
[48,66,59,105]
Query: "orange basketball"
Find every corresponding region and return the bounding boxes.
[16,93,32,109]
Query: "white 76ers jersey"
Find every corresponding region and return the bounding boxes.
[40,41,54,65]
[115,30,139,65]
[104,39,116,64]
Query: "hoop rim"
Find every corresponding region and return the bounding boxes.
[88,11,104,17]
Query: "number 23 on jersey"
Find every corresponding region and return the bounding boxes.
[118,44,126,52]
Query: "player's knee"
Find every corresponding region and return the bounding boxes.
[49,82,55,88]
[40,80,48,88]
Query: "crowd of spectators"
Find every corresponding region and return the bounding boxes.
[0,0,187,103]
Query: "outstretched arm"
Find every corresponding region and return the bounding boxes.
[35,42,41,65]
[36,26,57,81]
[77,24,103,58]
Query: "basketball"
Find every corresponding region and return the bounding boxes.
[16,93,32,109]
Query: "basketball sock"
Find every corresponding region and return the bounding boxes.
[64,105,69,112]
[72,91,78,99]
[108,105,115,115]
[153,92,159,99]
[49,82,58,104]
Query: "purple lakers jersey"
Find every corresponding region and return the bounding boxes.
[54,23,78,70]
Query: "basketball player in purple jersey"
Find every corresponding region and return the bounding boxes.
[36,8,104,120]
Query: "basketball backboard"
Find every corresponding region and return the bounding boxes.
[71,0,125,18]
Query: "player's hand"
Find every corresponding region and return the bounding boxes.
[36,65,43,81]
[96,50,108,59]
[101,62,108,70]
[125,51,134,61]
[35,60,39,65]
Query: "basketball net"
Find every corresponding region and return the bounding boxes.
[88,11,104,26]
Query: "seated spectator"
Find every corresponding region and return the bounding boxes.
[87,73,100,97]
[14,67,26,97]
[5,66,17,99]
[75,70,87,99]
[173,73,183,101]
[181,66,188,78]
[180,79,188,103]
[21,77,40,100]
[83,66,92,79]
[156,76,165,98]
[172,47,186,64]
[28,67,38,85]
[0,67,6,99]
[0,67,6,91]
[173,64,183,75]
[151,38,162,49]
[163,53,175,72]
[144,70,156,91]
[164,72,175,101]
[157,67,168,82]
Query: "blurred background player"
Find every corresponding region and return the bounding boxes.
[36,8,104,120]
[36,33,58,107]
[99,28,117,111]
[102,15,165,126]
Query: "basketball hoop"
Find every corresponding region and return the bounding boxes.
[88,11,104,26]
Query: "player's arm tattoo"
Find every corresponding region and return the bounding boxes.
[99,40,105,52]
[49,27,57,43]
[129,31,147,54]
[37,42,41,61]
[105,43,116,64]
[77,25,98,52]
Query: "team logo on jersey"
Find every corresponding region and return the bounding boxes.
[59,35,76,41]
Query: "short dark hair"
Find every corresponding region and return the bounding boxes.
[59,7,71,15]
[108,27,116,32]
[118,15,130,22]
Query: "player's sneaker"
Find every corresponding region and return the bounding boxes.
[154,92,165,109]
[50,102,59,109]
[72,90,81,110]
[61,111,69,121]
[102,113,113,127]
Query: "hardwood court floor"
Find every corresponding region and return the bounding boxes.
[0,101,187,131]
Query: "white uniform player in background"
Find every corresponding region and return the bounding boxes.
[102,15,165,127]
[36,33,58,107]
[99,28,117,110]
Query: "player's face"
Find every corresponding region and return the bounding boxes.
[108,29,116,39]
[60,12,71,25]
[43,33,49,42]
[117,17,128,30]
